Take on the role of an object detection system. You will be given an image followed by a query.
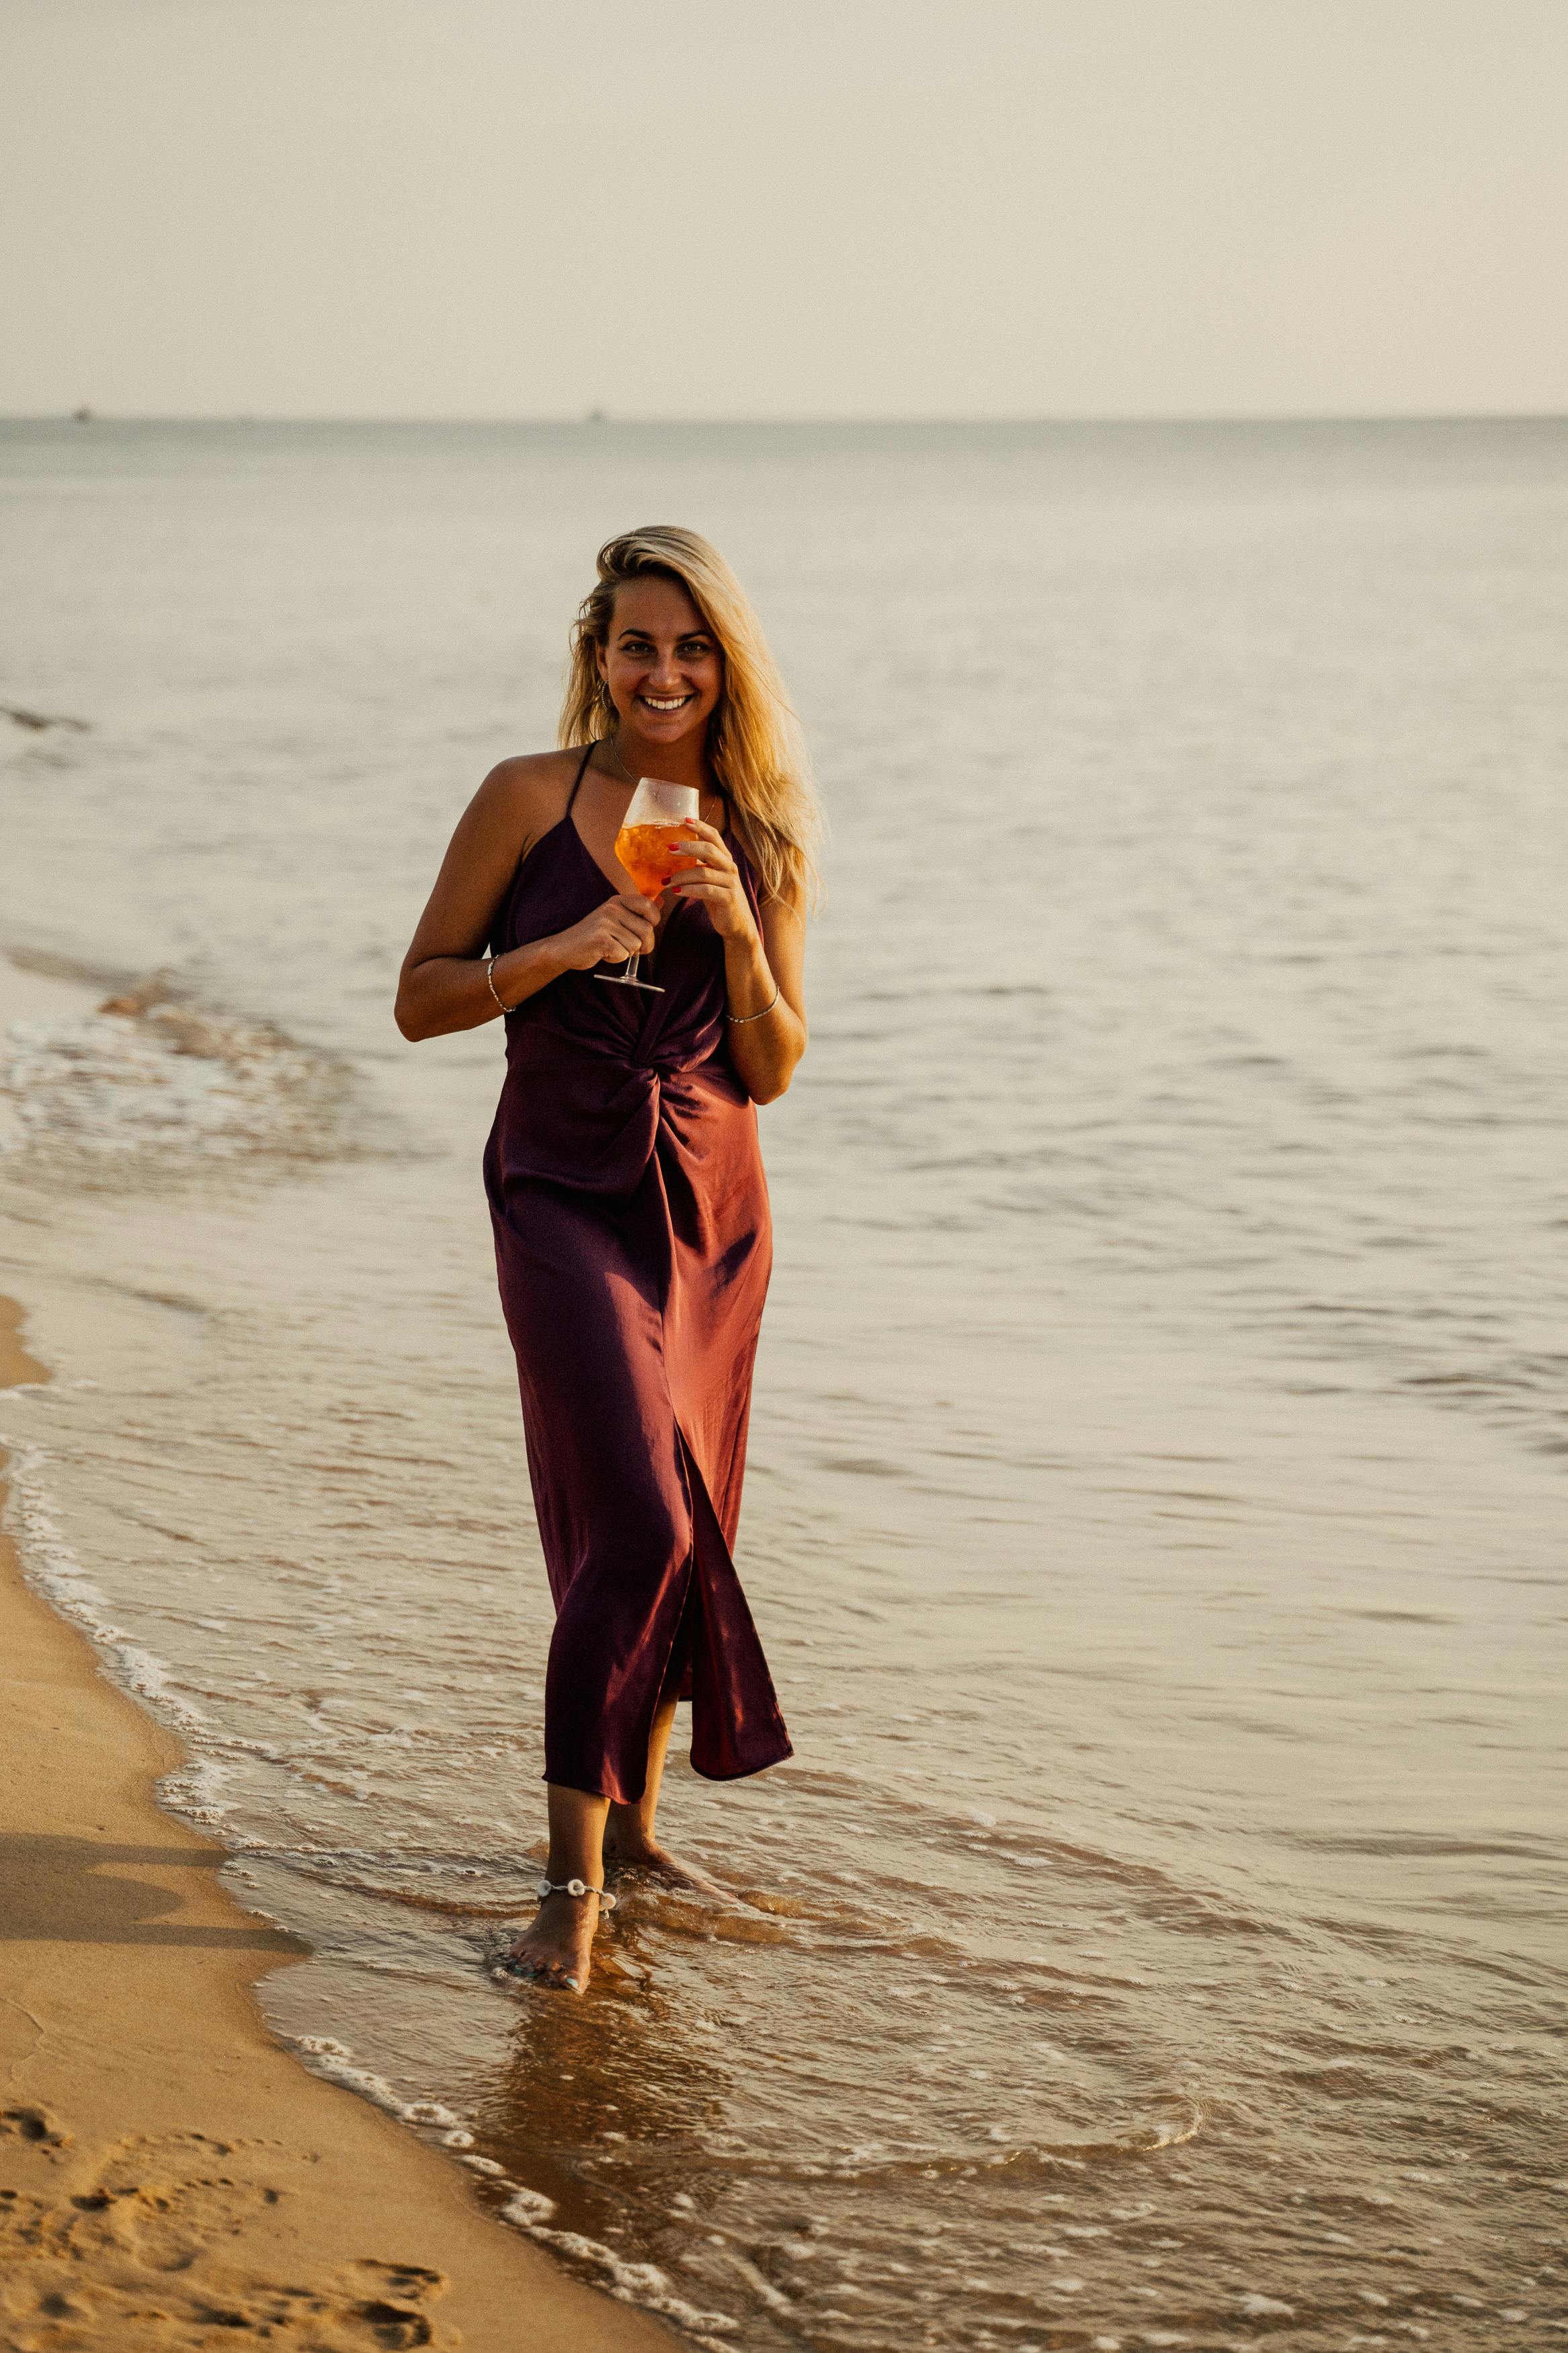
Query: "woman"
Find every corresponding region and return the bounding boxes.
[396,526,817,1994]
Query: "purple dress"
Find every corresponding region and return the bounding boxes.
[483,748,794,1804]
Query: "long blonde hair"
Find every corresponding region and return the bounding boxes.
[559,526,821,910]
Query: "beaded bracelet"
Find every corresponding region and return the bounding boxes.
[485,954,510,1015]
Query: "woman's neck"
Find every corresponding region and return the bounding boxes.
[610,723,710,793]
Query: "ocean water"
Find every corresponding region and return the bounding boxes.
[2,417,1566,2351]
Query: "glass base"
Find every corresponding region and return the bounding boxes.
[595,971,664,993]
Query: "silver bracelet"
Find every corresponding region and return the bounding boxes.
[485,954,510,1016]
[726,981,781,1025]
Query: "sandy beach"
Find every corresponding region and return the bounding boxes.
[0,1291,673,2352]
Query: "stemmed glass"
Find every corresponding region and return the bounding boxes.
[596,776,700,994]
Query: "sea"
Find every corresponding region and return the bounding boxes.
[2,417,1565,2352]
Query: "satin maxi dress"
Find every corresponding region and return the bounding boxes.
[483,748,794,1804]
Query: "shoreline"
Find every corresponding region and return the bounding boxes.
[0,1289,675,2352]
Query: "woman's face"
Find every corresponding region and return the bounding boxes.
[597,575,724,752]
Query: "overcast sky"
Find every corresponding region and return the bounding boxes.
[3,0,1565,420]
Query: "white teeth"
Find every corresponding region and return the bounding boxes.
[642,694,690,710]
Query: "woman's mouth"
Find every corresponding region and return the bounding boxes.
[638,692,694,713]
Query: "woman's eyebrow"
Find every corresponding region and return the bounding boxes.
[615,627,713,645]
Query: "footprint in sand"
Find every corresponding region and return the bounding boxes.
[0,2104,72,2154]
[0,2119,454,2348]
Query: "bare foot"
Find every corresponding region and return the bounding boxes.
[500,1890,600,1993]
[602,1829,732,1899]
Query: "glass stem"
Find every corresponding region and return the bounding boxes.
[625,951,641,986]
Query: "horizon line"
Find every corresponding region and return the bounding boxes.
[3,407,1566,431]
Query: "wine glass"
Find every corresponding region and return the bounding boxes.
[596,776,700,994]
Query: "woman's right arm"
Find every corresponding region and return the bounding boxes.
[394,760,657,1041]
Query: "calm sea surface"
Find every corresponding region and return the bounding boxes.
[2,419,1565,2350]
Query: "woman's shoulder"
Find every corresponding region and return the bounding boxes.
[472,748,588,851]
[479,746,585,812]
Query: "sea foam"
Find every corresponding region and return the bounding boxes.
[2,984,346,1165]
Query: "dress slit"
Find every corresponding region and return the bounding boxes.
[677,1431,788,1783]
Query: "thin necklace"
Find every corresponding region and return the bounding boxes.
[604,731,710,799]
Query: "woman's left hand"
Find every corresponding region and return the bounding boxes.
[670,820,757,943]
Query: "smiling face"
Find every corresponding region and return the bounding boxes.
[596,573,725,754]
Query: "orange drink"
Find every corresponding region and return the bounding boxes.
[614,821,698,900]
[597,778,700,994]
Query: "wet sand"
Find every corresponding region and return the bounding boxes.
[0,1294,673,2353]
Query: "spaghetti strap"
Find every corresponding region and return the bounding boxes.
[565,742,594,816]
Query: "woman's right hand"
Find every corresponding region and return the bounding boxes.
[552,891,659,973]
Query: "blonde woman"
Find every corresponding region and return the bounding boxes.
[396,528,817,1993]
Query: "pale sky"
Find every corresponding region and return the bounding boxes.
[3,0,1566,420]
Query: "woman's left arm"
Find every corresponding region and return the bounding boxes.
[672,820,807,1105]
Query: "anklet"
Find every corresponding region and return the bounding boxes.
[536,1875,616,1911]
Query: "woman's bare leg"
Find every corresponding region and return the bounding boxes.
[504,1782,609,1993]
[604,1691,729,1894]
[604,1689,678,1864]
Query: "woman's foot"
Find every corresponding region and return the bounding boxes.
[501,1889,600,1993]
[603,1825,731,1899]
